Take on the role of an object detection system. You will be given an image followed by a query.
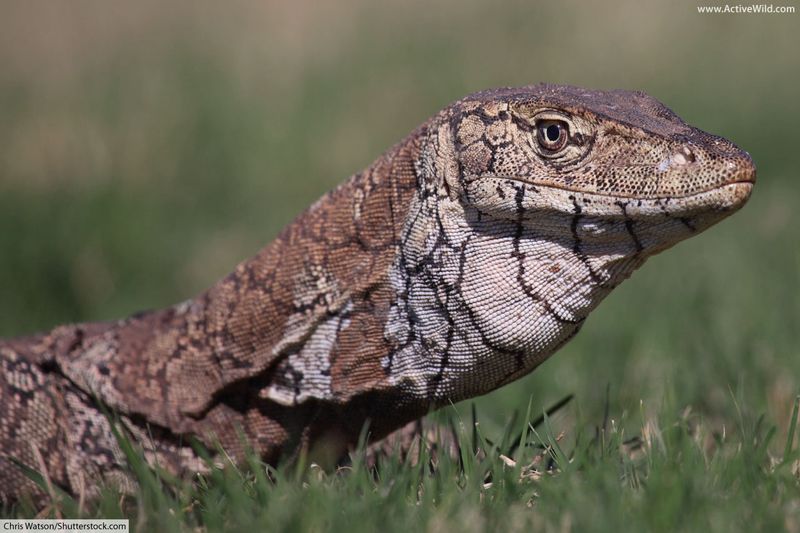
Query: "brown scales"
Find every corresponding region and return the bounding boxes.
[0,84,755,503]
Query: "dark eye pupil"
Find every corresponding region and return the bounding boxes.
[545,124,561,142]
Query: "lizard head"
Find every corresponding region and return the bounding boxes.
[386,85,755,402]
[447,84,755,256]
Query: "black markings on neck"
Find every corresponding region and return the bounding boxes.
[428,325,454,400]
[455,235,527,390]
[384,209,423,375]
[511,185,583,325]
[426,239,464,400]
[616,201,644,252]
[656,198,697,233]
[510,185,527,261]
[569,195,604,286]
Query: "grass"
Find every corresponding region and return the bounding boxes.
[1,1,799,531]
[5,393,800,532]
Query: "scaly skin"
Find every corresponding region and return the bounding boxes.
[0,84,755,503]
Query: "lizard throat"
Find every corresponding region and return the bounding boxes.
[380,188,648,405]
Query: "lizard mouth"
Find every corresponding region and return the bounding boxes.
[466,174,754,220]
[479,147,757,213]
[493,176,754,200]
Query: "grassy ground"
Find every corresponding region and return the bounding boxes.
[7,396,800,531]
[1,1,799,530]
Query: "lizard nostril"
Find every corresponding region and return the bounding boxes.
[671,146,696,166]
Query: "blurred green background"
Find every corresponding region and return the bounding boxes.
[0,0,798,441]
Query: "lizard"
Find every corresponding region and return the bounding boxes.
[0,84,755,503]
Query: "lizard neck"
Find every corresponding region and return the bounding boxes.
[48,126,427,441]
[383,199,646,404]
[380,121,649,405]
[190,129,426,408]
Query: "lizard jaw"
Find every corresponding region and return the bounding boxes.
[463,176,754,220]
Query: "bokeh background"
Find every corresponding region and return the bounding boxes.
[1,0,798,440]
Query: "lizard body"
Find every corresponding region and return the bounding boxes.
[0,84,755,502]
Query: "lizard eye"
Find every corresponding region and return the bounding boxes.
[536,120,569,152]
